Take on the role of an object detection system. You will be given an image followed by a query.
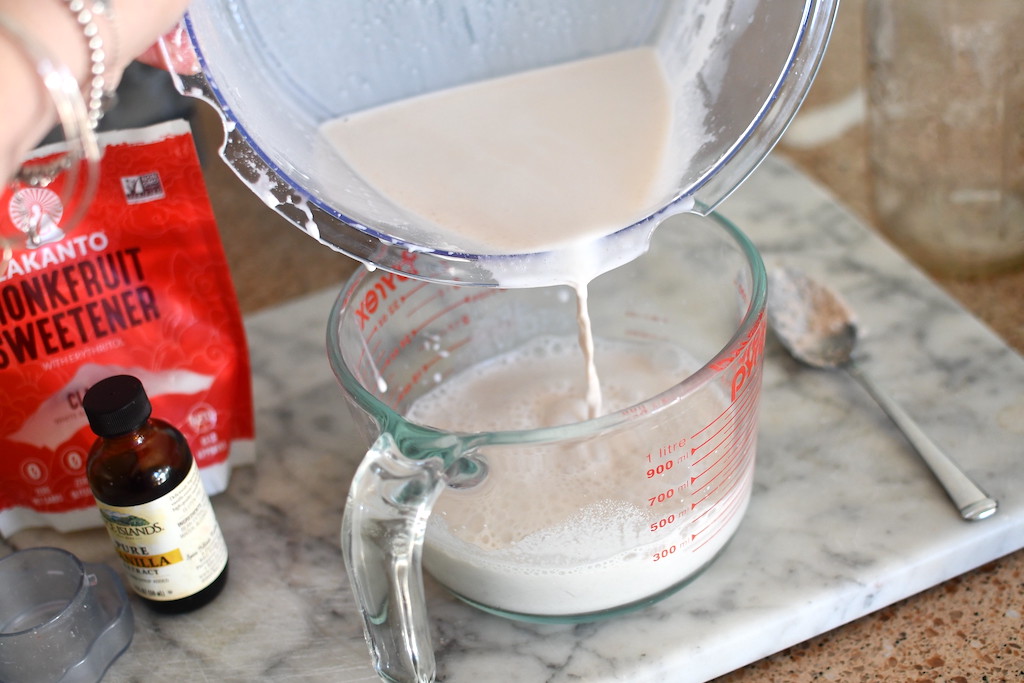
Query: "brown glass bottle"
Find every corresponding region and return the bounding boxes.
[83,375,228,614]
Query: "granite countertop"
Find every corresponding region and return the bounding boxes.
[4,2,1023,679]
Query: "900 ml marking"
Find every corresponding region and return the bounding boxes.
[646,459,674,479]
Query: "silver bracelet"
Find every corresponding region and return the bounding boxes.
[61,0,116,130]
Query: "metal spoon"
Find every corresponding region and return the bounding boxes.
[767,267,998,522]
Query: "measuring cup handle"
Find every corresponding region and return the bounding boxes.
[342,432,444,683]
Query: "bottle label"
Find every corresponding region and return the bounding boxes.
[96,460,228,601]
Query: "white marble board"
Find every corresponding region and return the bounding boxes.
[9,156,1024,682]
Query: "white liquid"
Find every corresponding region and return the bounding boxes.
[407,336,755,617]
[320,47,675,267]
[323,47,677,414]
[574,282,601,418]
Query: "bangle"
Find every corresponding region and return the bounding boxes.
[60,0,116,130]
[0,11,99,257]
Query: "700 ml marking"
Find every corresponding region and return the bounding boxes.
[648,484,688,506]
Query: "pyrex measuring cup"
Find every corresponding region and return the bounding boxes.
[328,212,767,682]
[175,0,836,286]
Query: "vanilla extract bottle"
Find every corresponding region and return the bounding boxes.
[83,374,229,613]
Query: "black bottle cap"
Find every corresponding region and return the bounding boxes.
[83,375,153,437]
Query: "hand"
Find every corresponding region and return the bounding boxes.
[0,0,192,183]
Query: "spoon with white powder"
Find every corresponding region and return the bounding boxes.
[767,267,998,522]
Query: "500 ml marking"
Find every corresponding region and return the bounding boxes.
[649,511,685,534]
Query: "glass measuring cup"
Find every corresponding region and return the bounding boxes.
[328,212,767,682]
[174,0,836,286]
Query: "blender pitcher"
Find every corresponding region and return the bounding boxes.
[328,213,767,682]
[174,0,837,286]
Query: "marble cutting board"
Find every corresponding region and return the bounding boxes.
[19,156,1023,682]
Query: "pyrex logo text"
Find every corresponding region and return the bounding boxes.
[729,314,766,402]
[355,272,407,330]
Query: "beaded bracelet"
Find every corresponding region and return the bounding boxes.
[61,0,118,130]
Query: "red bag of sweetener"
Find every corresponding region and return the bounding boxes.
[0,120,254,536]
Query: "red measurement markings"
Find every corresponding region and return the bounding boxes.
[647,436,688,463]
[708,310,764,373]
[689,400,760,488]
[353,285,496,407]
[690,359,762,447]
[689,471,754,554]
[406,290,495,339]
[688,432,756,511]
[649,510,685,534]
[356,273,418,330]
[708,310,766,402]
[620,393,674,419]
[351,326,386,395]
[624,311,672,343]
[359,335,385,380]
[647,485,677,507]
[689,359,761,445]
[689,386,759,467]
[368,289,494,382]
[646,459,675,479]
[360,280,428,350]
[689,477,738,528]
[687,396,759,500]
[625,310,670,324]
[623,328,673,343]
[403,284,441,319]
[651,544,679,562]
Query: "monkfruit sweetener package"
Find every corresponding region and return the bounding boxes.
[0,120,254,536]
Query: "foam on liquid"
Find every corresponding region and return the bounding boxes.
[406,336,749,616]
